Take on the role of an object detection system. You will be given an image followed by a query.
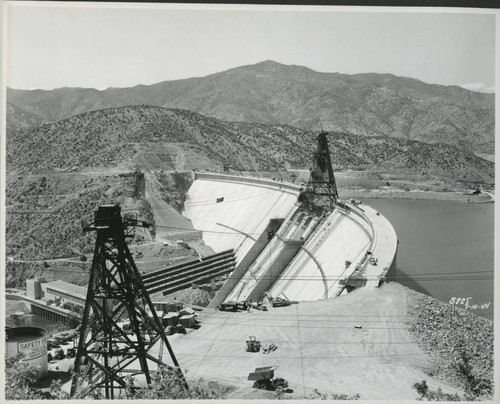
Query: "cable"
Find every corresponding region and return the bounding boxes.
[7,259,494,281]
[190,319,491,329]
[6,212,268,237]
[154,225,250,236]
[174,352,453,360]
[202,311,493,319]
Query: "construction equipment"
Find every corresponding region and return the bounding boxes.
[265,292,296,308]
[218,300,248,312]
[246,336,261,352]
[262,343,278,354]
[270,293,292,307]
[299,131,339,210]
[70,204,185,399]
[218,302,239,312]
[247,366,288,391]
[249,301,268,311]
[271,297,290,308]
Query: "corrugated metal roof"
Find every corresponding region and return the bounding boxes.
[45,280,87,300]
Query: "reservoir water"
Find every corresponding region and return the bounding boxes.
[361,198,494,320]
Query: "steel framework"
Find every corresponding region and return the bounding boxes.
[70,204,182,398]
[305,131,339,210]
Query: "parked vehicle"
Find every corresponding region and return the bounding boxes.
[271,297,291,308]
[218,302,239,312]
[246,336,261,352]
[54,348,65,360]
[247,366,288,391]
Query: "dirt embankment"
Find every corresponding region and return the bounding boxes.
[406,288,494,397]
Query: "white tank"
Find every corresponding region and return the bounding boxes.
[6,327,48,378]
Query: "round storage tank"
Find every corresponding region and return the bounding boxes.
[6,327,48,378]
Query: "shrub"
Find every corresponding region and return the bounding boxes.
[413,380,462,401]
[309,388,360,400]
[5,354,68,400]
[455,351,492,399]
[119,365,233,400]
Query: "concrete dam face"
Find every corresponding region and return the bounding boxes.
[183,173,397,305]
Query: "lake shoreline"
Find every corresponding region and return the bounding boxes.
[339,188,494,203]
[362,198,494,321]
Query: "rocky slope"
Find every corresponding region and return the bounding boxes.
[4,170,200,287]
[7,61,494,153]
[6,105,494,185]
[406,288,493,397]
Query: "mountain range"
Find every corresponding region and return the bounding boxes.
[7,60,495,154]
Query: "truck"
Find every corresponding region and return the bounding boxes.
[247,366,288,391]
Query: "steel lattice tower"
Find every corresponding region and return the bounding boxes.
[70,204,183,399]
[304,131,339,210]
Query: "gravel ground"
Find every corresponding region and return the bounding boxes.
[405,288,494,397]
[164,283,462,400]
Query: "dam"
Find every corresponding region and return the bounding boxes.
[181,133,398,307]
[147,134,405,397]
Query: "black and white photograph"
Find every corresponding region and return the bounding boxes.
[2,2,497,401]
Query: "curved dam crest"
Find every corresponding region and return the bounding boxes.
[182,173,398,303]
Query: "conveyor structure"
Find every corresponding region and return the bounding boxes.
[142,250,237,295]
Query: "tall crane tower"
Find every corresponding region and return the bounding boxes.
[70,204,183,398]
[300,131,339,210]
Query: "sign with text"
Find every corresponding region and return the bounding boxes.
[18,336,47,360]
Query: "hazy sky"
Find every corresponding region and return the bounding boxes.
[4,3,497,92]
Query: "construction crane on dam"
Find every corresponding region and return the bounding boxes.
[70,204,184,399]
[299,131,339,210]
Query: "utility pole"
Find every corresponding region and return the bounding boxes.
[70,204,184,398]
